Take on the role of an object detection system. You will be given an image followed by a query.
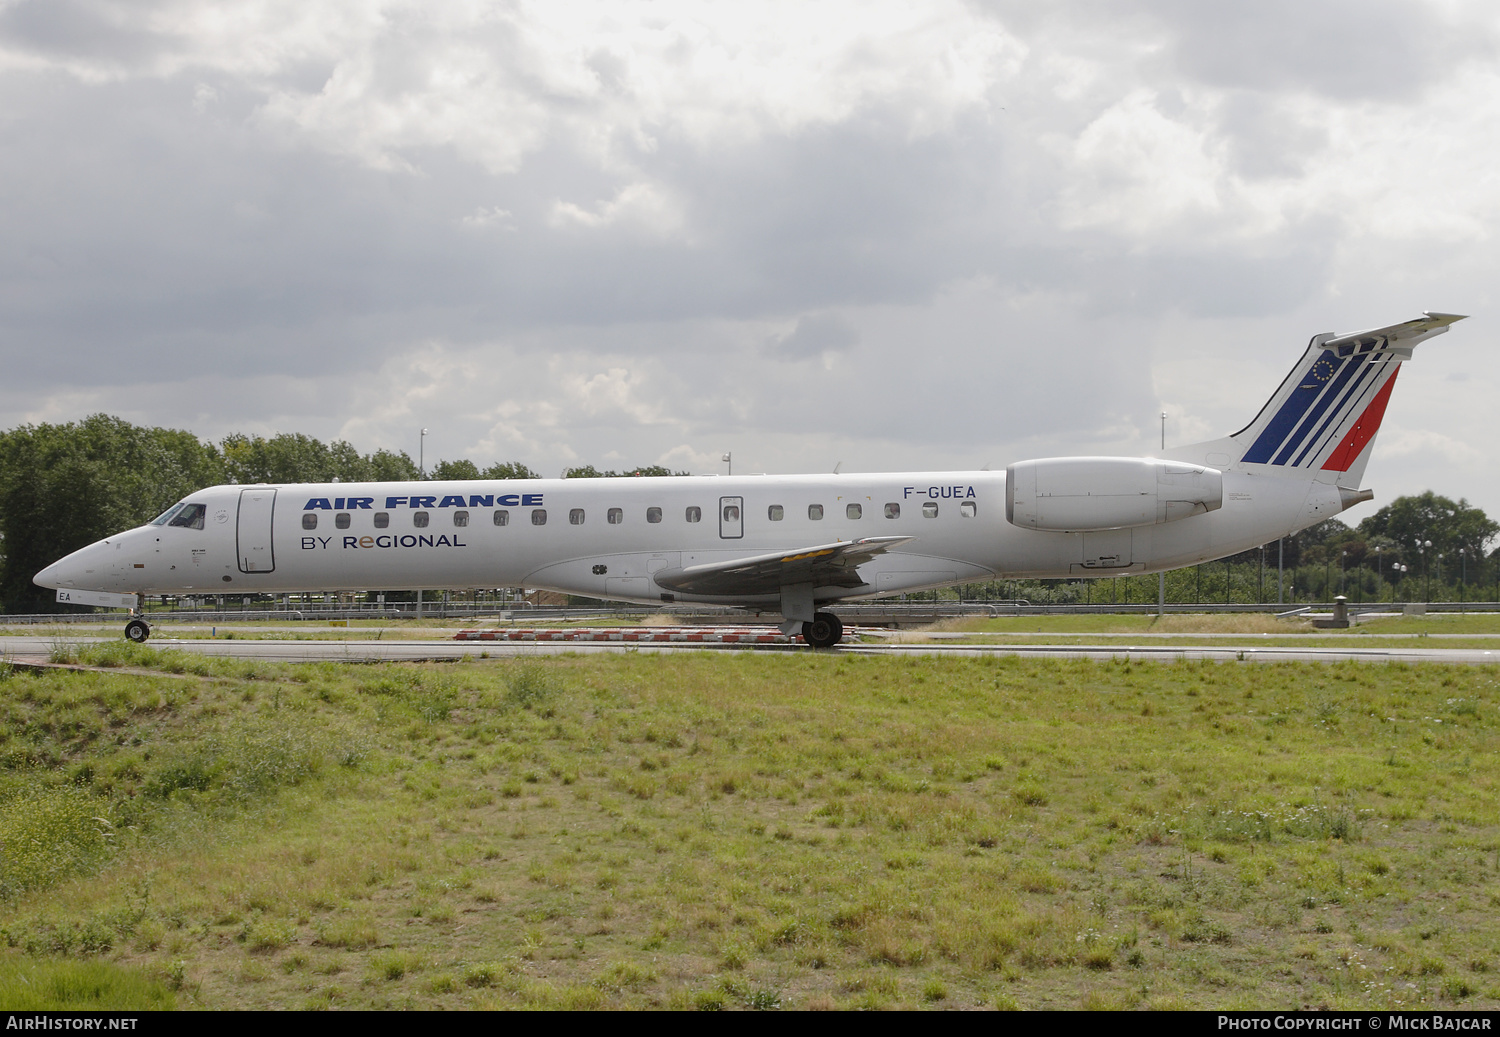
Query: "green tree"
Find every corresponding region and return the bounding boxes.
[429,459,481,480]
[480,461,541,480]
[1358,492,1498,567]
[0,416,222,612]
[221,432,333,484]
[366,449,421,481]
[1270,517,1351,569]
[563,464,688,478]
[219,435,426,484]
[426,459,545,480]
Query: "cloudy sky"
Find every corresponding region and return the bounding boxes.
[1,0,1495,526]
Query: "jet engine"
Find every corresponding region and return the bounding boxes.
[1005,457,1223,532]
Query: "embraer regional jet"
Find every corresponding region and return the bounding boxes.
[35,313,1465,647]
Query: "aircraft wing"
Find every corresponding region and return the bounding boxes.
[653,536,915,596]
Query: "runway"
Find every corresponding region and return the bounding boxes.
[4,634,1497,665]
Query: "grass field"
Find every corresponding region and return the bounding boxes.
[2,643,1498,1010]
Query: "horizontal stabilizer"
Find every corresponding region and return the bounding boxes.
[1321,311,1466,360]
[654,536,915,596]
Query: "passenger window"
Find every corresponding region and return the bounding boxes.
[169,503,206,529]
[884,503,900,519]
[493,509,509,526]
[960,501,977,518]
[768,505,784,521]
[532,509,547,526]
[374,512,389,529]
[808,504,823,520]
[608,508,623,525]
[846,503,862,520]
[922,502,938,518]
[454,510,469,527]
[686,506,701,523]
[413,511,430,528]
[647,507,662,524]
[570,508,585,525]
[335,513,351,529]
[723,504,740,522]
[302,513,318,530]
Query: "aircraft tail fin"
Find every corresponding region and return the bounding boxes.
[1172,312,1464,486]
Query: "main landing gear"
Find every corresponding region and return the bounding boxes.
[124,617,151,643]
[802,611,844,649]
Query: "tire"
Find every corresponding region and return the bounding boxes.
[125,619,150,643]
[801,611,842,649]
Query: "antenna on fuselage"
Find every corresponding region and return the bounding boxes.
[833,461,842,475]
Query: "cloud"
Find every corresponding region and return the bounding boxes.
[764,313,859,359]
[549,182,687,238]
[0,0,1496,522]
[459,205,515,231]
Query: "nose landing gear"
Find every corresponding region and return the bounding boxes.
[801,611,844,649]
[124,617,151,643]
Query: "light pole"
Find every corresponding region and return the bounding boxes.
[1159,406,1167,614]
[722,452,732,476]
[420,428,429,479]
[1375,545,1382,602]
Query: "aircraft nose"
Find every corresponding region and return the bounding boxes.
[34,538,113,591]
[34,558,74,590]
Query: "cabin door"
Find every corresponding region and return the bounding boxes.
[237,488,277,573]
[719,496,744,539]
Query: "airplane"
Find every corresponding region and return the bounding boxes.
[34,312,1466,648]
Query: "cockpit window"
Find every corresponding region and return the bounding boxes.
[150,503,186,526]
[168,503,207,530]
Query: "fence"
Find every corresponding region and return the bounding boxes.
[4,599,1496,627]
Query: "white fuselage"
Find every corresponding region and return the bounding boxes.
[34,469,1331,610]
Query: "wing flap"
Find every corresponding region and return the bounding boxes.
[653,536,915,596]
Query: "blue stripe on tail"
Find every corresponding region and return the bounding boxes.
[1289,359,1382,467]
[1271,353,1368,466]
[1240,350,1341,464]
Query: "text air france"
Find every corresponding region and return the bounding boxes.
[303,494,542,511]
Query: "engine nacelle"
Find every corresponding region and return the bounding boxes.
[1005,457,1223,532]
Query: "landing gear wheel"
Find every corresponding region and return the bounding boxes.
[124,619,150,643]
[801,611,844,649]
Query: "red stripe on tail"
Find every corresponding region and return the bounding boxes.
[1321,368,1399,472]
